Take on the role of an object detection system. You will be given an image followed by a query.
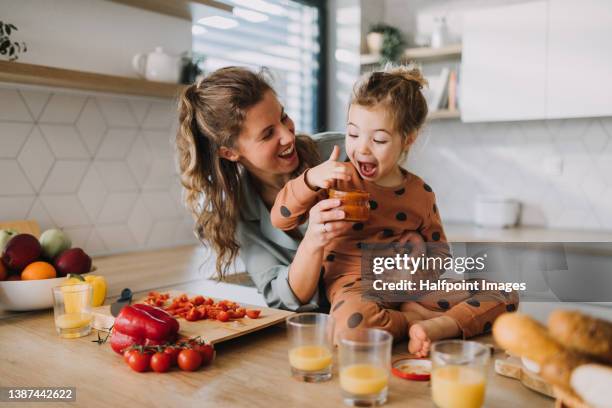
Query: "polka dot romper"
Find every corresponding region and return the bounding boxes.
[271,163,518,342]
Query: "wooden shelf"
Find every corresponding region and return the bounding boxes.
[0,61,185,98]
[106,0,232,20]
[361,44,462,66]
[427,109,461,121]
[404,44,462,62]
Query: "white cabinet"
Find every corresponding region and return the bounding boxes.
[547,0,612,118]
[460,1,547,122]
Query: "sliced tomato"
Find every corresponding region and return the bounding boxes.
[217,311,230,322]
[246,309,261,319]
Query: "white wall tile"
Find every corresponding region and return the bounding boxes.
[97,98,138,127]
[142,101,175,129]
[582,120,609,154]
[39,124,89,159]
[0,89,33,122]
[85,229,108,256]
[128,100,150,125]
[78,165,108,221]
[148,219,179,247]
[96,224,137,252]
[0,196,36,220]
[17,127,55,191]
[62,226,92,249]
[127,197,154,246]
[41,161,89,194]
[27,198,56,231]
[94,161,138,192]
[142,157,175,190]
[141,191,179,219]
[97,192,138,224]
[95,128,137,159]
[143,129,173,158]
[76,99,107,156]
[0,122,33,158]
[40,195,91,227]
[38,94,86,124]
[0,160,35,195]
[126,135,152,186]
[19,90,51,120]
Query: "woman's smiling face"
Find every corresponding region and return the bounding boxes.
[229,90,299,183]
[346,103,407,187]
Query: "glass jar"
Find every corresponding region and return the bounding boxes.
[328,189,370,222]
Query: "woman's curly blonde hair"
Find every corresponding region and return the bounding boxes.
[176,67,320,279]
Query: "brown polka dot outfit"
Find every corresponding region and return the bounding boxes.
[271,164,518,341]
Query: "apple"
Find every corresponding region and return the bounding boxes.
[39,229,72,260]
[1,234,42,271]
[54,248,92,277]
[0,228,18,252]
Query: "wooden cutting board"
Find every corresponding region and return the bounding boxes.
[92,290,294,345]
[495,354,555,398]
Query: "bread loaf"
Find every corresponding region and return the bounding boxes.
[548,310,612,364]
[571,364,612,408]
[492,313,563,364]
[539,351,591,392]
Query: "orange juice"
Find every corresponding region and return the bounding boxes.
[340,364,388,395]
[55,313,92,329]
[431,366,486,408]
[288,345,332,371]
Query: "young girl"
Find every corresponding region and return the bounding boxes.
[271,66,517,356]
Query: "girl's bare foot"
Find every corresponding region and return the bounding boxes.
[408,316,461,357]
[400,302,444,323]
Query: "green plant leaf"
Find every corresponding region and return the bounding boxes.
[8,24,17,31]
[5,25,10,36]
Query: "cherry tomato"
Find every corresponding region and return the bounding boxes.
[123,349,139,364]
[127,351,151,372]
[185,308,200,321]
[150,352,171,373]
[217,311,230,322]
[246,309,261,319]
[178,349,202,371]
[196,343,215,366]
[164,347,180,366]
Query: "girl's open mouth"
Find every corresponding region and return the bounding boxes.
[358,161,378,178]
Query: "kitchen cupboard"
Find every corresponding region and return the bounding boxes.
[461,1,547,122]
[547,0,612,118]
[461,0,612,122]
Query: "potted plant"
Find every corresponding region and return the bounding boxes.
[367,23,403,64]
[180,52,206,85]
[0,21,27,61]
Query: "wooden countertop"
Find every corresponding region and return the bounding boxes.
[0,292,553,407]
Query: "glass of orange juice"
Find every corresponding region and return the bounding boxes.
[52,283,93,338]
[431,340,490,408]
[338,328,392,407]
[286,313,334,382]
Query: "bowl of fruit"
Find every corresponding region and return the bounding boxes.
[0,228,101,311]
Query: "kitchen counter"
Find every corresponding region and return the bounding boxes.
[0,286,553,408]
[445,223,612,242]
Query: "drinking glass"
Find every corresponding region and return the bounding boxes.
[286,313,334,382]
[338,328,392,407]
[431,340,490,408]
[52,283,93,338]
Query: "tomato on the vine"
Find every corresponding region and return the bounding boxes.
[127,351,151,372]
[150,352,172,373]
[163,346,180,366]
[178,349,202,371]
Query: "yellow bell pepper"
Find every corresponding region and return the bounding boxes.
[63,274,107,307]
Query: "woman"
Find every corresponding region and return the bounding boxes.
[176,67,352,311]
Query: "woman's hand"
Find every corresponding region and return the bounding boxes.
[305,145,351,190]
[303,198,351,250]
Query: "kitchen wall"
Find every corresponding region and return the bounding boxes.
[356,0,612,231]
[0,0,201,256]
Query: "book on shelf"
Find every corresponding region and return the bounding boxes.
[447,70,457,111]
[423,67,450,112]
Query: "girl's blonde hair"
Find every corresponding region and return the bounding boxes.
[351,64,428,145]
[176,67,320,279]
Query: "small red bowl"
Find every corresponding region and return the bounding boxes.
[391,358,431,381]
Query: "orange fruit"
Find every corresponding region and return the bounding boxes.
[21,261,57,280]
[0,262,7,280]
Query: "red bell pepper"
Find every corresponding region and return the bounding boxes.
[110,304,180,354]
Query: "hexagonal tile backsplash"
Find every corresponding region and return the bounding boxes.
[407,117,612,231]
[0,84,198,255]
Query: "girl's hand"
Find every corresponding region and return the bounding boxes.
[305,145,351,190]
[303,198,351,250]
[396,231,426,258]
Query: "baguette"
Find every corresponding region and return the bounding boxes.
[492,313,563,364]
[548,310,612,364]
[571,364,612,408]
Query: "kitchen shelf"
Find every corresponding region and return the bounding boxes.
[0,61,185,98]
[427,109,461,120]
[106,0,233,20]
[361,44,462,66]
